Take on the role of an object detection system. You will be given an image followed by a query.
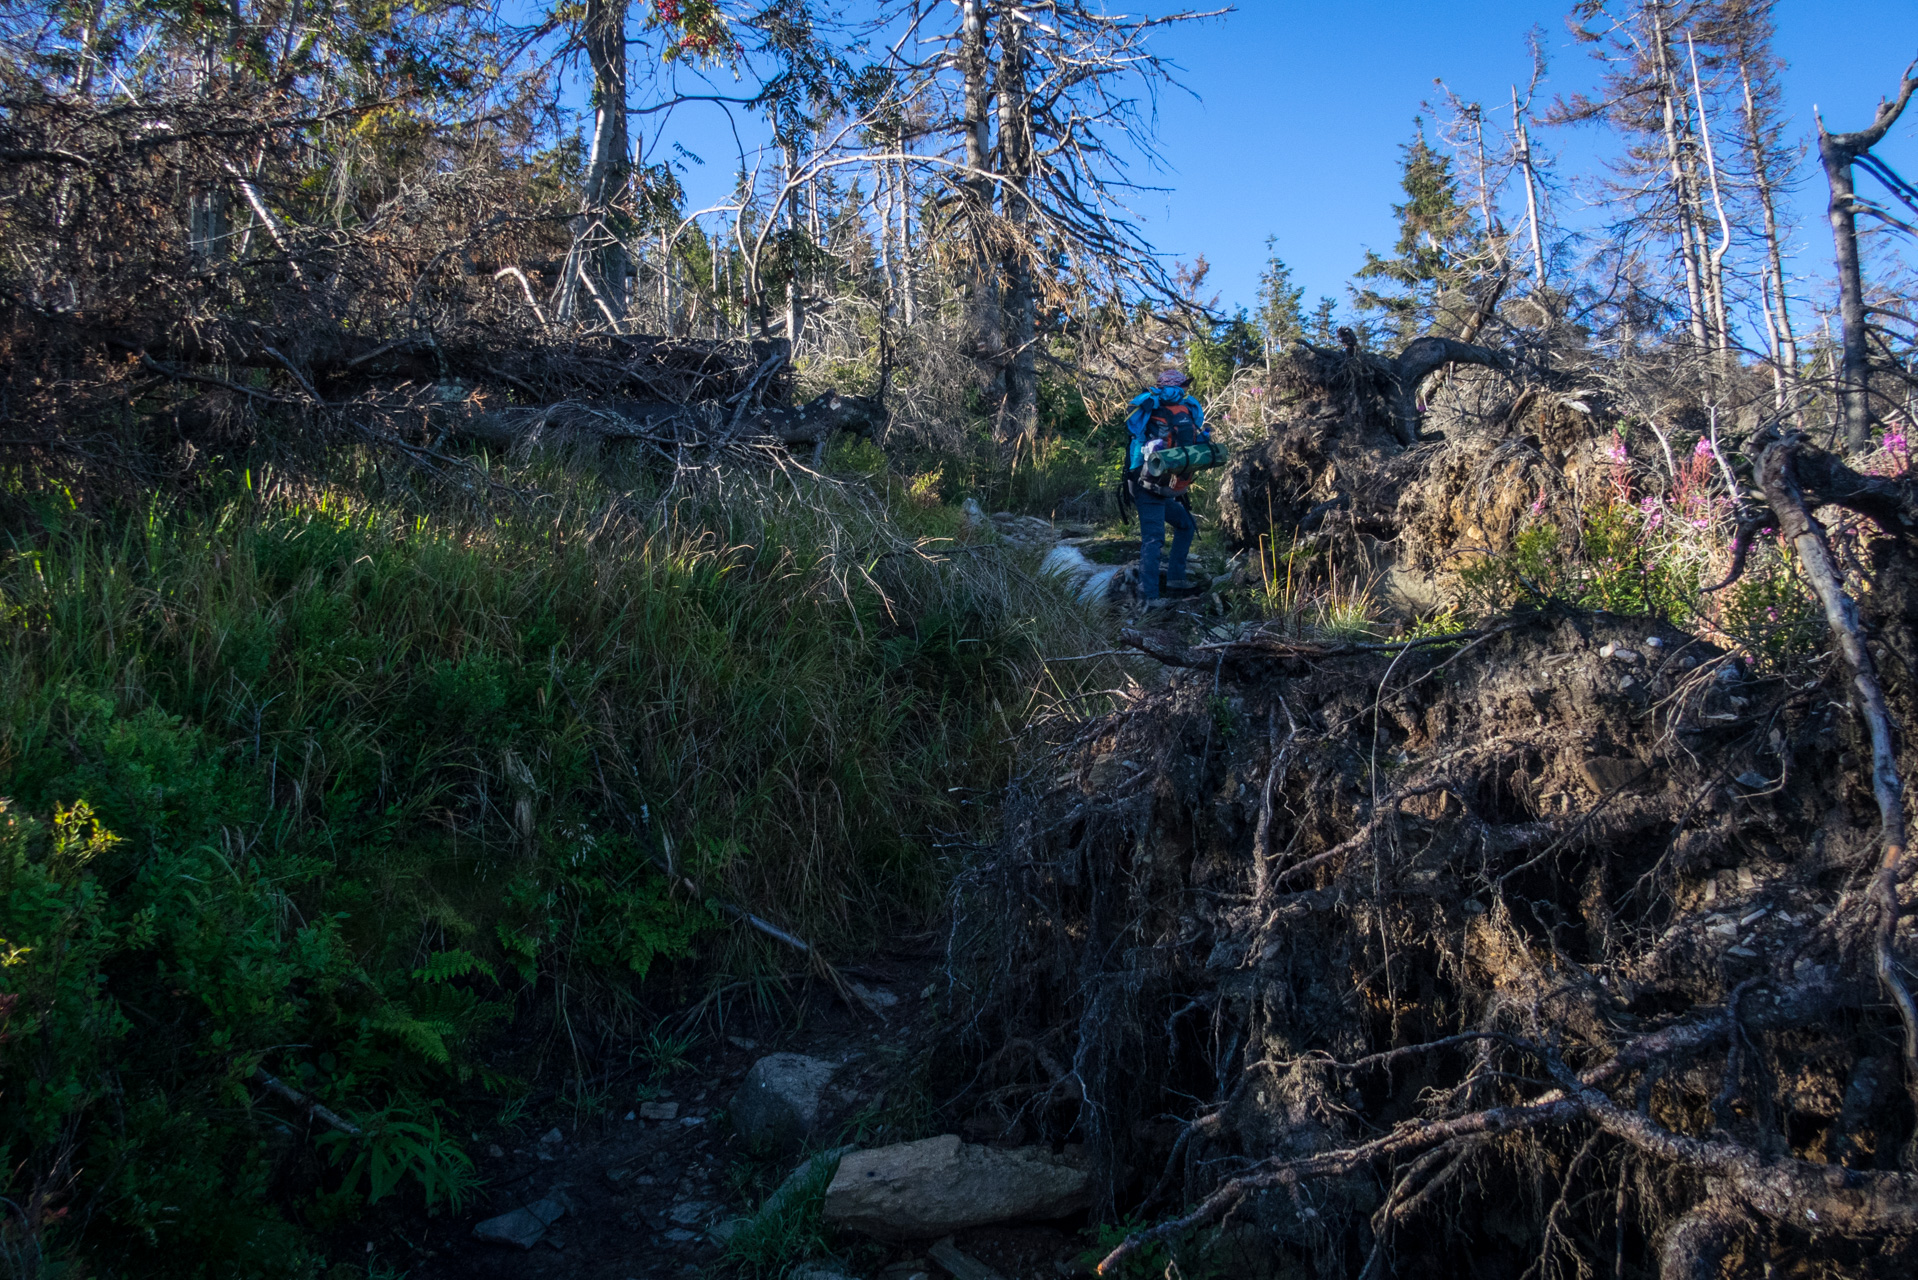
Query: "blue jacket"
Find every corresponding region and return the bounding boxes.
[1125,387,1207,471]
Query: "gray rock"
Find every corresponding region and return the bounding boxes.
[790,1264,862,1280]
[929,1237,1006,1280]
[730,1054,839,1152]
[824,1134,1090,1240]
[669,1200,715,1226]
[1577,756,1648,794]
[473,1193,571,1249]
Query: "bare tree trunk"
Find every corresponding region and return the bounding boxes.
[998,12,1037,445]
[1650,7,1708,347]
[557,0,629,327]
[1513,86,1545,291]
[1688,35,1733,356]
[875,154,897,314]
[897,153,916,326]
[1741,61,1799,412]
[960,0,1003,405]
[1816,64,1918,452]
[783,142,805,347]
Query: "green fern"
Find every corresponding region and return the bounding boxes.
[411,948,496,985]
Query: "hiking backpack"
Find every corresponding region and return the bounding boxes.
[1121,388,1224,503]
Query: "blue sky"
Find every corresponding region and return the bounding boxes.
[626,1,1918,320]
[1133,0,1918,316]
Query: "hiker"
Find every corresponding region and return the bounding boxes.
[1125,367,1210,609]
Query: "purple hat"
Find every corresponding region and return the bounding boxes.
[1156,368,1191,387]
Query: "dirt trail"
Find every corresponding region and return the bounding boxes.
[381,944,1094,1280]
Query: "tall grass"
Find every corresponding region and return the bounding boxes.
[0,452,1109,1272]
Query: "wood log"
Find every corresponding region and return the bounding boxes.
[450,390,886,453]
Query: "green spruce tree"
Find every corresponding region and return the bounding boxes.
[1353,119,1479,346]
[1256,238,1305,360]
[1309,296,1340,345]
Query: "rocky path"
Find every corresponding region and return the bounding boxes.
[381,949,1088,1280]
[371,518,1211,1280]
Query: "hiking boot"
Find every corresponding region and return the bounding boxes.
[1165,577,1204,597]
[1141,596,1175,612]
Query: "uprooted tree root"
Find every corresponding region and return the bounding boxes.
[940,446,1918,1275]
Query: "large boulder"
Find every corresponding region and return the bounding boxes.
[730,1053,839,1152]
[823,1134,1090,1240]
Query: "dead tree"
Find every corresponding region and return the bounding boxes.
[556,0,632,327]
[1815,61,1918,453]
[887,1,1224,446]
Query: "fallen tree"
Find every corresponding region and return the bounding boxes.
[944,427,1918,1278]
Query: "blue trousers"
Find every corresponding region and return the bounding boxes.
[1134,488,1195,599]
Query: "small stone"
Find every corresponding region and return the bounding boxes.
[849,981,900,1009]
[1644,636,1665,649]
[539,1127,564,1146]
[669,1201,714,1226]
[1599,642,1616,658]
[728,1036,759,1051]
[680,1115,704,1126]
[1611,647,1641,663]
[488,1144,505,1159]
[664,1229,699,1243]
[1578,756,1648,794]
[624,1111,636,1121]
[790,1264,863,1280]
[639,1101,679,1121]
[730,1054,839,1153]
[473,1194,571,1250]
[1734,771,1772,789]
[1727,946,1759,958]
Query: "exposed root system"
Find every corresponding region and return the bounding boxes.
[945,600,1918,1277]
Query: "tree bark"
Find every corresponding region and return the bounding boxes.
[1687,36,1733,356]
[997,12,1037,445]
[1513,87,1545,291]
[557,0,630,327]
[1387,336,1509,444]
[959,0,1004,409]
[1741,61,1798,412]
[1650,7,1709,348]
[1817,65,1918,452]
[454,390,884,452]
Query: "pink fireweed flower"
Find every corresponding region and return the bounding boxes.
[1694,438,1714,456]
[1530,486,1547,516]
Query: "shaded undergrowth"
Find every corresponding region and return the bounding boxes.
[0,451,1110,1274]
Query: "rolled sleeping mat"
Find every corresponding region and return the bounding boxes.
[1144,441,1229,477]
